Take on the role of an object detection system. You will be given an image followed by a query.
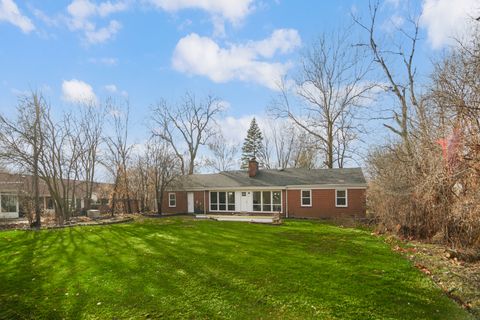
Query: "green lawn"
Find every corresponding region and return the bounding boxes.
[0,217,472,319]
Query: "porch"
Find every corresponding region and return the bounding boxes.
[195,213,279,224]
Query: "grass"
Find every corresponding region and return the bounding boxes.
[0,217,472,319]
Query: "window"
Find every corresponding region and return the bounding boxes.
[210,192,218,210]
[219,192,226,210]
[46,197,54,210]
[252,191,282,212]
[1,195,17,213]
[253,191,261,211]
[272,191,281,212]
[336,189,347,207]
[169,193,176,207]
[210,191,235,211]
[301,190,311,207]
[262,191,271,212]
[227,192,235,211]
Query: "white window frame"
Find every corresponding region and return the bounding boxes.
[300,189,312,207]
[168,193,176,207]
[252,191,282,213]
[0,194,19,213]
[335,189,348,207]
[209,191,235,212]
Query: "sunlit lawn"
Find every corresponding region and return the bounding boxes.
[0,217,472,319]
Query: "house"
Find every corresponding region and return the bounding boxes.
[163,159,367,219]
[0,171,112,219]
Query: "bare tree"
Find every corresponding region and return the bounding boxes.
[367,21,480,249]
[205,134,238,172]
[263,120,297,169]
[0,93,87,224]
[146,137,180,215]
[0,92,45,228]
[151,92,223,175]
[271,27,373,168]
[353,1,423,152]
[104,100,134,215]
[129,154,151,213]
[74,104,105,211]
[291,131,320,169]
[37,110,84,223]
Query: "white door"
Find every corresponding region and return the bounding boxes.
[187,192,194,213]
[240,191,251,212]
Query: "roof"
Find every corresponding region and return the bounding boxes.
[173,167,366,190]
[0,171,112,197]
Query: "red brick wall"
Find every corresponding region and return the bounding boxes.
[286,189,366,219]
[161,191,187,213]
[193,191,207,213]
[163,188,366,218]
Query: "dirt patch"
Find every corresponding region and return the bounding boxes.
[383,235,480,318]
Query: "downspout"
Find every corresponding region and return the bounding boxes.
[285,187,289,218]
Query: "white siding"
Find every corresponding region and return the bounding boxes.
[235,191,242,211]
[0,212,19,219]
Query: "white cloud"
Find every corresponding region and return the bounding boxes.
[84,19,121,44]
[172,29,301,90]
[147,0,253,23]
[97,1,129,17]
[62,79,97,104]
[104,84,117,93]
[421,0,479,49]
[66,0,127,44]
[147,0,254,36]
[218,100,231,110]
[382,14,404,32]
[385,0,402,8]
[88,57,118,66]
[104,83,128,97]
[0,0,35,33]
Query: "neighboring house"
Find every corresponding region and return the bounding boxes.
[163,159,367,219]
[0,171,111,219]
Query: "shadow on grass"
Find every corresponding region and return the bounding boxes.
[0,217,472,319]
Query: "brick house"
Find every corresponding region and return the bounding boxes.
[0,172,112,219]
[163,159,367,219]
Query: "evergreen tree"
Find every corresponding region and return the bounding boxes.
[241,118,264,169]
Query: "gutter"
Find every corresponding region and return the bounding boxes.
[176,183,367,192]
[285,187,289,218]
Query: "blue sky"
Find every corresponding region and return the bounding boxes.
[0,0,477,149]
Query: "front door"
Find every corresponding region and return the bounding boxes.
[187,192,194,213]
[240,191,251,212]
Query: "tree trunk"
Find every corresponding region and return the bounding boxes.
[32,97,41,229]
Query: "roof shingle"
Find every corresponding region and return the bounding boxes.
[173,167,366,190]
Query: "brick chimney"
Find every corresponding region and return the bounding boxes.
[248,158,259,177]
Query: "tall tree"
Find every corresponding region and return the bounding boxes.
[241,118,264,168]
[353,1,422,154]
[146,137,180,215]
[74,104,104,211]
[271,27,373,168]
[206,134,238,172]
[151,92,223,175]
[104,100,133,215]
[0,92,45,228]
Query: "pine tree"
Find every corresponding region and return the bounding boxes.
[241,118,264,169]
